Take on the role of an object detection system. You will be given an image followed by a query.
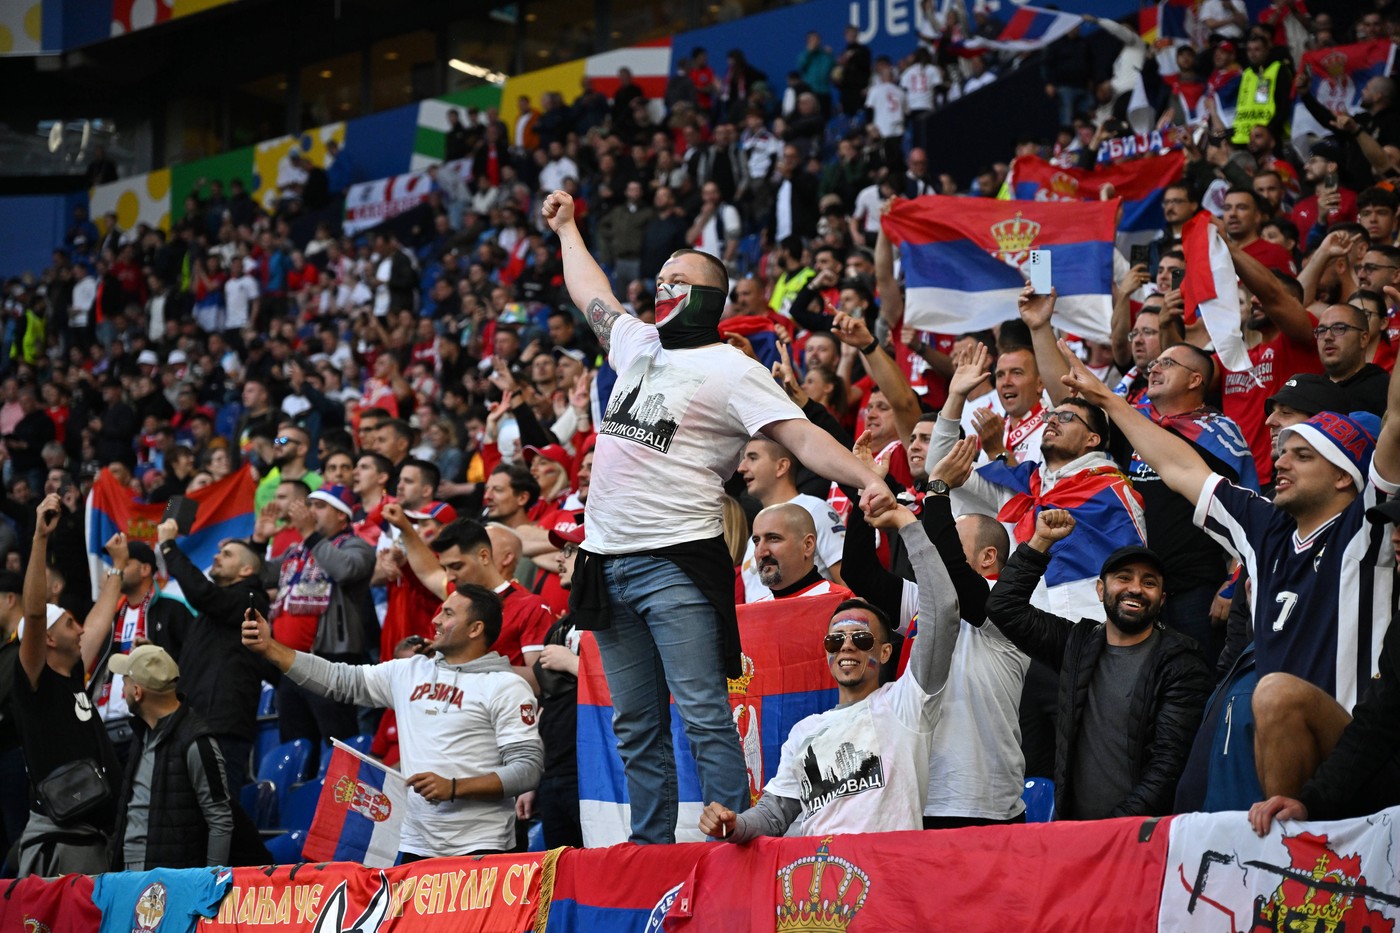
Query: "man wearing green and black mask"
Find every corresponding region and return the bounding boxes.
[541,188,895,845]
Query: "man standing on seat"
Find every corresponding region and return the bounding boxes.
[542,188,895,844]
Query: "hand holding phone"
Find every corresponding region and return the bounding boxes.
[1027,251,1052,295]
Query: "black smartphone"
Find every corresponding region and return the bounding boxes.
[1324,171,1339,189]
[1130,244,1150,268]
[163,496,198,536]
[1169,267,1184,291]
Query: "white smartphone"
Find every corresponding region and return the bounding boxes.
[1027,250,1052,294]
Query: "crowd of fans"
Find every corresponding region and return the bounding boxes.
[2,0,1400,880]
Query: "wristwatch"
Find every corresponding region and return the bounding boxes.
[927,479,950,496]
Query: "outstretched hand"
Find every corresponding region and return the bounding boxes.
[1057,338,1114,405]
[929,436,979,489]
[947,344,992,399]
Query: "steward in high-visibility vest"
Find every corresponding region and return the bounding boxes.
[1232,60,1284,145]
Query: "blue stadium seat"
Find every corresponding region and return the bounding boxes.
[257,681,277,717]
[317,733,375,779]
[1022,777,1055,823]
[240,780,277,829]
[252,720,280,776]
[527,821,545,852]
[283,778,324,833]
[265,829,307,864]
[256,739,311,823]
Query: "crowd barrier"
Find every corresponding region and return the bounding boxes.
[6,806,1398,932]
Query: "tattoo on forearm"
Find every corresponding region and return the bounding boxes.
[586,298,619,351]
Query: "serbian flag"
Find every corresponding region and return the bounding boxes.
[1292,40,1397,147]
[984,460,1146,587]
[963,5,1083,51]
[1157,0,1194,44]
[1181,212,1251,374]
[1008,152,1185,244]
[303,738,407,867]
[717,315,782,370]
[882,196,1117,342]
[540,843,708,932]
[577,594,843,847]
[84,465,257,601]
[1207,67,1242,128]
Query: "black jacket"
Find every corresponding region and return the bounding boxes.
[159,539,274,741]
[1299,613,1400,819]
[987,544,1212,819]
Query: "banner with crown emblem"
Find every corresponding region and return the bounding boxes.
[1007,152,1185,241]
[882,196,1118,342]
[576,594,845,847]
[1291,40,1397,150]
[663,817,1172,930]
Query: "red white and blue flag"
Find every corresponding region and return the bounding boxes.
[986,460,1147,588]
[576,594,843,847]
[964,5,1083,51]
[1292,40,1397,146]
[882,196,1118,342]
[1009,151,1186,243]
[84,465,257,601]
[1181,211,1252,374]
[303,738,407,868]
[1157,0,1195,44]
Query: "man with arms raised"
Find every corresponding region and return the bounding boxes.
[541,188,894,844]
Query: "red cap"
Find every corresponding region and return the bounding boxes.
[548,520,585,549]
[404,501,458,524]
[523,444,571,470]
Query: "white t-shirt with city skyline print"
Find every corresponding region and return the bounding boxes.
[585,313,803,554]
[764,669,936,836]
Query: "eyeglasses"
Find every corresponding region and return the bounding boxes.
[1127,327,1159,340]
[1044,409,1093,430]
[560,543,579,558]
[1145,357,1198,375]
[1312,323,1368,339]
[1357,263,1399,274]
[823,630,876,653]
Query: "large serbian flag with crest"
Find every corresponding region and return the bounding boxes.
[576,594,843,847]
[882,196,1117,342]
[1292,40,1396,147]
[1008,151,1185,244]
[303,738,408,867]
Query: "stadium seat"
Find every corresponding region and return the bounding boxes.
[316,733,375,779]
[256,739,312,822]
[1022,777,1055,823]
[257,682,277,717]
[527,821,545,852]
[283,778,324,833]
[240,780,277,829]
[265,829,307,864]
[252,720,280,775]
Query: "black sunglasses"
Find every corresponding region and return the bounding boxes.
[823,630,876,652]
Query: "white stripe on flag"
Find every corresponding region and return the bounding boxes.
[579,800,707,848]
[904,287,1112,342]
[1198,224,1251,375]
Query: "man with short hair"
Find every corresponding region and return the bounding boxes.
[701,504,957,839]
[1355,244,1400,293]
[156,520,271,792]
[266,484,376,756]
[252,478,310,560]
[1160,182,1199,242]
[1223,188,1296,275]
[254,424,322,513]
[376,419,414,488]
[747,504,853,601]
[542,191,894,845]
[987,509,1212,819]
[738,437,845,601]
[483,463,540,532]
[687,181,742,268]
[111,645,233,871]
[243,584,543,860]
[15,496,121,875]
[1356,186,1398,245]
[1060,342,1400,713]
[395,459,439,512]
[1313,303,1389,414]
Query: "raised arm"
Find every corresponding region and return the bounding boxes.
[1111,264,1150,370]
[829,310,922,448]
[1297,231,1356,309]
[1227,237,1314,346]
[878,508,959,695]
[383,503,448,599]
[542,189,623,353]
[985,510,1080,669]
[82,531,128,675]
[874,205,904,331]
[242,608,389,707]
[763,416,895,518]
[19,495,61,687]
[1019,285,1072,405]
[1057,339,1215,503]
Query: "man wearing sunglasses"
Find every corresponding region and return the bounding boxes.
[699,503,959,840]
[1312,304,1389,416]
[253,423,323,514]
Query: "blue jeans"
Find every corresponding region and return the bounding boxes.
[594,555,748,844]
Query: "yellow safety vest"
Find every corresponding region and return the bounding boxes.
[1232,61,1282,145]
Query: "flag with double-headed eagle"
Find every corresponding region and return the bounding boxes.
[576,594,843,847]
[881,196,1118,342]
[303,738,407,867]
[1292,40,1397,148]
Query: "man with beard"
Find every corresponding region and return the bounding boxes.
[986,509,1212,820]
[737,438,845,602]
[254,424,322,513]
[747,503,852,601]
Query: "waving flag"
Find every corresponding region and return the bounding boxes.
[1157,0,1194,44]
[882,196,1117,342]
[963,5,1083,51]
[1207,67,1242,128]
[1181,212,1251,374]
[303,738,407,867]
[1292,40,1397,147]
[577,594,843,847]
[1009,151,1185,245]
[85,465,257,600]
